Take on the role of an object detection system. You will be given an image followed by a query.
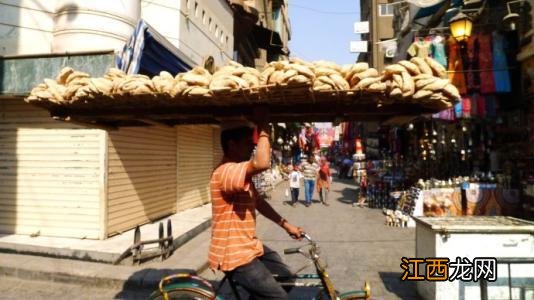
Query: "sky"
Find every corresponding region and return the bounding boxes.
[288,0,362,65]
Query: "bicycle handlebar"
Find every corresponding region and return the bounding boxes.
[283,247,301,255]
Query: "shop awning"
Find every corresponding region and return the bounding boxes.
[413,0,463,20]
[117,20,195,77]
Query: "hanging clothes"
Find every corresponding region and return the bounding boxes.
[407,38,432,58]
[430,35,447,67]
[470,95,478,118]
[466,33,480,92]
[477,33,496,94]
[492,32,512,93]
[476,94,486,117]
[462,96,471,118]
[454,101,463,119]
[447,36,467,95]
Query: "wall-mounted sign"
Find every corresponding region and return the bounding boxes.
[350,41,368,53]
[353,21,369,34]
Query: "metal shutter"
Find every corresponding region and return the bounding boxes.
[0,99,103,239]
[176,125,214,211]
[106,126,177,237]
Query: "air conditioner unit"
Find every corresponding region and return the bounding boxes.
[385,48,396,58]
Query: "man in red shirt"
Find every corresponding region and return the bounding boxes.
[209,109,304,299]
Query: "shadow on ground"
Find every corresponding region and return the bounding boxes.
[336,187,358,205]
[379,272,421,300]
[114,268,197,299]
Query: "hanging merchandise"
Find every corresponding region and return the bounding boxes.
[477,33,497,94]
[492,32,512,93]
[466,34,480,92]
[430,35,447,67]
[475,94,486,118]
[407,36,432,58]
[470,95,478,118]
[447,36,467,95]
[454,101,463,119]
[461,96,471,118]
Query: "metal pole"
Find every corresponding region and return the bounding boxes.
[508,263,512,300]
[480,279,488,300]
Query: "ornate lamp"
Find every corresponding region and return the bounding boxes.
[449,12,473,42]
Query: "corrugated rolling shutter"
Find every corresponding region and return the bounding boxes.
[107,126,177,237]
[177,125,214,211]
[0,99,103,239]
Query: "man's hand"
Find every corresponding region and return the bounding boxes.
[250,106,270,128]
[282,222,305,240]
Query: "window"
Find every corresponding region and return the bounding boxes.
[379,4,394,16]
[194,1,198,17]
[202,10,206,24]
[220,33,224,44]
[186,0,190,9]
[215,26,219,38]
[225,36,229,45]
[209,17,212,31]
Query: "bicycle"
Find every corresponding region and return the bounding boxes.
[148,233,371,300]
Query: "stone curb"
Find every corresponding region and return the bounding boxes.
[0,219,212,264]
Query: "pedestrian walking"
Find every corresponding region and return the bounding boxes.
[300,154,319,207]
[288,165,303,207]
[209,111,305,299]
[316,157,331,206]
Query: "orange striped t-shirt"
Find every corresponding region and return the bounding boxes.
[208,160,264,271]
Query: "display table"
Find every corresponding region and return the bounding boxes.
[414,217,534,300]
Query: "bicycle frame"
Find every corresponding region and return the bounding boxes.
[150,234,371,300]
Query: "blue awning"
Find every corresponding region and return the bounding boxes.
[117,20,195,76]
[413,0,463,20]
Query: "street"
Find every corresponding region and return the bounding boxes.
[0,175,419,300]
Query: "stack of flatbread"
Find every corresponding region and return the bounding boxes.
[26,57,460,108]
[311,60,350,91]
[261,59,315,86]
[342,62,383,92]
[209,61,261,91]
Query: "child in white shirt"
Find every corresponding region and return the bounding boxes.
[288,165,303,207]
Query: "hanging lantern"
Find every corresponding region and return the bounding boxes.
[277,137,284,145]
[449,12,473,42]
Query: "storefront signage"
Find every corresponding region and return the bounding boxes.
[353,21,369,34]
[350,41,368,53]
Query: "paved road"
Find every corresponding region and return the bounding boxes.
[0,174,419,299]
[202,175,419,300]
[0,276,151,300]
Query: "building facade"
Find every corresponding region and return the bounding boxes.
[358,0,395,71]
[0,0,239,239]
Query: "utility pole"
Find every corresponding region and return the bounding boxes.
[371,0,379,68]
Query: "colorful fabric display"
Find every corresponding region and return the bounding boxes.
[447,36,467,95]
[466,34,480,92]
[462,96,471,118]
[431,35,448,67]
[478,33,497,94]
[407,38,432,58]
[454,101,463,118]
[492,32,512,93]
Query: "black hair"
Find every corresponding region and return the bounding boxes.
[221,126,254,154]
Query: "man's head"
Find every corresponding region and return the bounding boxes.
[304,123,314,135]
[221,123,255,162]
